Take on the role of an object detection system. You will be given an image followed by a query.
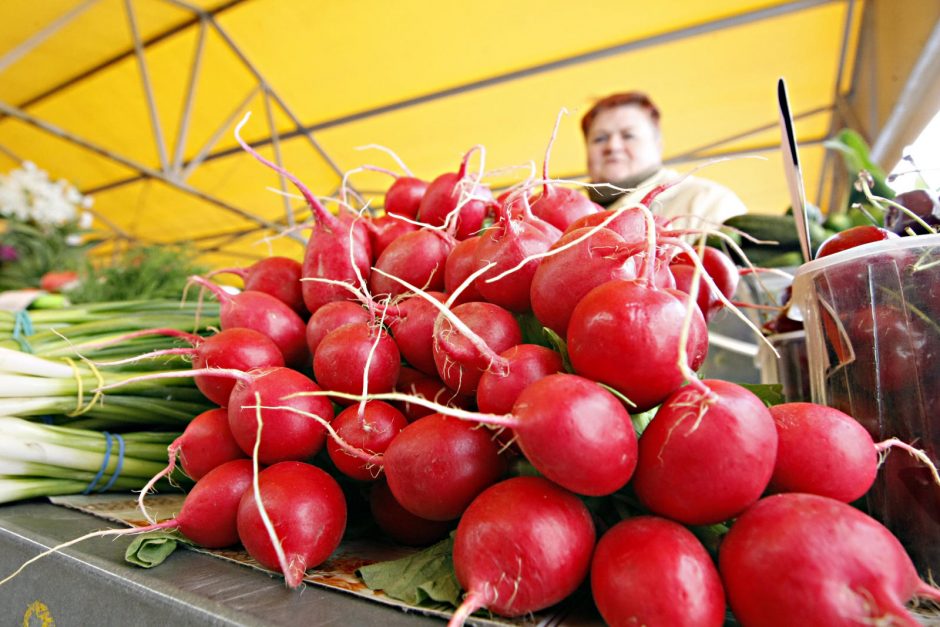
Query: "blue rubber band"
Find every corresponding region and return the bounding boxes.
[12,310,34,353]
[83,432,113,494]
[99,433,125,493]
[40,415,55,425]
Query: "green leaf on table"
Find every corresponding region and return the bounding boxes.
[739,382,785,407]
[125,529,195,568]
[357,535,461,607]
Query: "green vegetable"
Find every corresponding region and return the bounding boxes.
[357,535,461,607]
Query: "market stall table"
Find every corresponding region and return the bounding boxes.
[0,500,448,626]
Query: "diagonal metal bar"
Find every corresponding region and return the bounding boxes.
[206,17,349,182]
[262,87,295,228]
[667,105,832,164]
[0,0,100,73]
[124,0,170,173]
[0,98,299,240]
[0,142,23,164]
[179,85,260,181]
[172,17,208,173]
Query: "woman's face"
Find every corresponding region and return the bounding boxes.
[585,105,663,183]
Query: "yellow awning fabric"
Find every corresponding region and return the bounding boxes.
[0,0,873,264]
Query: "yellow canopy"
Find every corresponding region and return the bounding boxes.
[1,0,937,264]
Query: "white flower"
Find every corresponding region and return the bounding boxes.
[0,162,92,227]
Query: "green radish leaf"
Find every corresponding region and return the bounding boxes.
[515,312,551,348]
[357,535,461,607]
[125,529,194,568]
[739,383,785,407]
[597,381,637,409]
[541,327,574,373]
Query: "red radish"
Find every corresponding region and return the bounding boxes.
[632,379,778,525]
[767,402,940,503]
[472,203,561,312]
[443,236,486,305]
[237,461,347,588]
[417,146,493,239]
[529,226,639,335]
[383,291,447,377]
[368,228,455,300]
[364,213,418,258]
[167,459,255,548]
[671,246,739,302]
[326,401,407,481]
[565,205,649,243]
[526,113,602,231]
[591,516,726,627]
[227,367,335,465]
[383,413,507,521]
[98,327,285,407]
[529,186,601,232]
[393,367,472,421]
[384,176,429,220]
[509,373,637,496]
[719,492,940,626]
[432,301,522,395]
[305,300,371,356]
[816,224,898,258]
[369,480,453,546]
[567,279,708,412]
[208,256,306,317]
[189,275,308,369]
[235,114,372,315]
[313,321,401,404]
[449,476,595,625]
[174,408,247,481]
[476,344,563,415]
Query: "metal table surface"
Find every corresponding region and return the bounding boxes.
[0,500,444,626]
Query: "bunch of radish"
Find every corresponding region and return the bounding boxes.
[14,113,935,626]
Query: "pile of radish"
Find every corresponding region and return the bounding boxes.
[15,113,937,626]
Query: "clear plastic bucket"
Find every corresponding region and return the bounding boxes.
[792,233,940,577]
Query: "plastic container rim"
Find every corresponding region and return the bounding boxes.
[793,232,940,280]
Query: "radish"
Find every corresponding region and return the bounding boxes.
[98,326,285,407]
[719,492,940,626]
[235,114,372,315]
[368,228,455,301]
[472,201,561,312]
[189,275,308,369]
[208,256,306,317]
[527,111,602,231]
[449,476,595,625]
[476,344,563,415]
[383,413,508,521]
[227,367,334,465]
[313,321,401,404]
[384,176,429,219]
[432,300,522,395]
[417,146,493,240]
[173,407,247,481]
[591,516,726,627]
[237,461,347,588]
[364,213,419,259]
[565,205,649,244]
[326,401,407,481]
[632,379,778,525]
[369,480,453,546]
[443,236,486,305]
[529,227,638,335]
[393,367,472,421]
[669,247,739,322]
[768,402,940,503]
[567,279,708,412]
[305,300,371,356]
[383,291,447,377]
